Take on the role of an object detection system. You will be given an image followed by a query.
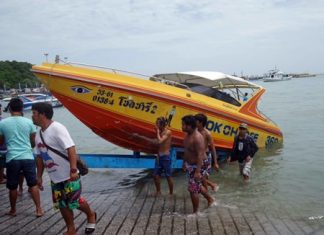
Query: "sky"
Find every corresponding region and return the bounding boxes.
[0,0,323,75]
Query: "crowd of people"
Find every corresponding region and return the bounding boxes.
[135,113,259,214]
[0,98,259,234]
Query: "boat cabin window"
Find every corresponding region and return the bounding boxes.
[185,83,241,107]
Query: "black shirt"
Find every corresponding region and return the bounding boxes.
[231,134,259,163]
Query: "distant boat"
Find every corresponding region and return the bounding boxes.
[2,93,63,111]
[263,69,292,82]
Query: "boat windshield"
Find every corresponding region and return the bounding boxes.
[152,72,262,107]
[185,83,241,106]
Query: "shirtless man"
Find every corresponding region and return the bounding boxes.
[134,117,173,196]
[195,113,219,191]
[182,115,214,214]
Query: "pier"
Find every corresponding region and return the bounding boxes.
[0,170,322,235]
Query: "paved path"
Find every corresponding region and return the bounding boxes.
[0,170,322,235]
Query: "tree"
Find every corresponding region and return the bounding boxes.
[0,60,38,89]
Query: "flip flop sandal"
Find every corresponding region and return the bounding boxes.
[85,212,97,234]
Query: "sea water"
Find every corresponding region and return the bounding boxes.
[2,75,323,221]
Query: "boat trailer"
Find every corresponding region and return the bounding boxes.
[79,147,229,169]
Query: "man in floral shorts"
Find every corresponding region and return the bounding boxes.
[181,115,214,214]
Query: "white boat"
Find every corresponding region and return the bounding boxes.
[2,93,63,111]
[263,69,292,82]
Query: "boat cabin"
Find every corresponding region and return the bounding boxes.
[151,72,262,107]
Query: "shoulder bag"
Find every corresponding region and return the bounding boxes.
[39,131,89,176]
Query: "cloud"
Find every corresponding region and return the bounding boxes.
[0,0,323,74]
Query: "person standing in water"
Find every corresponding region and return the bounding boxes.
[134,117,174,196]
[182,115,214,214]
[227,123,259,182]
[194,113,219,191]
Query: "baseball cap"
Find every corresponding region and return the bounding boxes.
[239,123,248,129]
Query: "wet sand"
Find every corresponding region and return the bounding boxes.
[0,169,323,235]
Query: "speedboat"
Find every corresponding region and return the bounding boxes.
[31,59,283,154]
[2,93,63,111]
[263,69,292,82]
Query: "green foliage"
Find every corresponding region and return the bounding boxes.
[0,60,38,89]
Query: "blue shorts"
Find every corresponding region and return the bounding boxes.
[6,159,37,190]
[153,154,172,177]
[0,155,5,168]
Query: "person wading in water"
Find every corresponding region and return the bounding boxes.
[182,115,214,214]
[228,123,259,182]
[195,113,219,192]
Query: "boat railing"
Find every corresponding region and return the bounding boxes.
[55,56,190,90]
[56,56,153,80]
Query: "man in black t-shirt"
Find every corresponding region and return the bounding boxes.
[227,123,258,182]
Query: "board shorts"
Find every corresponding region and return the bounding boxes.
[51,177,83,210]
[187,164,202,194]
[6,159,37,190]
[201,152,212,177]
[239,159,253,177]
[153,154,172,177]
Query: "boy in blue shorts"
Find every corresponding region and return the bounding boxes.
[134,117,174,196]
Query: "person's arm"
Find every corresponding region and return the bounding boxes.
[227,136,237,163]
[67,146,79,180]
[54,124,78,180]
[182,160,187,172]
[133,133,158,145]
[182,138,187,172]
[36,155,44,189]
[29,122,37,148]
[194,136,204,180]
[30,132,36,148]
[246,137,259,161]
[207,133,219,170]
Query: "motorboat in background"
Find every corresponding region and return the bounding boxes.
[31,58,283,154]
[2,93,63,111]
[263,69,292,82]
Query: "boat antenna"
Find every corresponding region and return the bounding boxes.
[44,53,49,62]
[55,55,60,64]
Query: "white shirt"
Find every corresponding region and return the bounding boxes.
[34,121,75,183]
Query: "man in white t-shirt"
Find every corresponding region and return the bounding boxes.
[32,103,96,235]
